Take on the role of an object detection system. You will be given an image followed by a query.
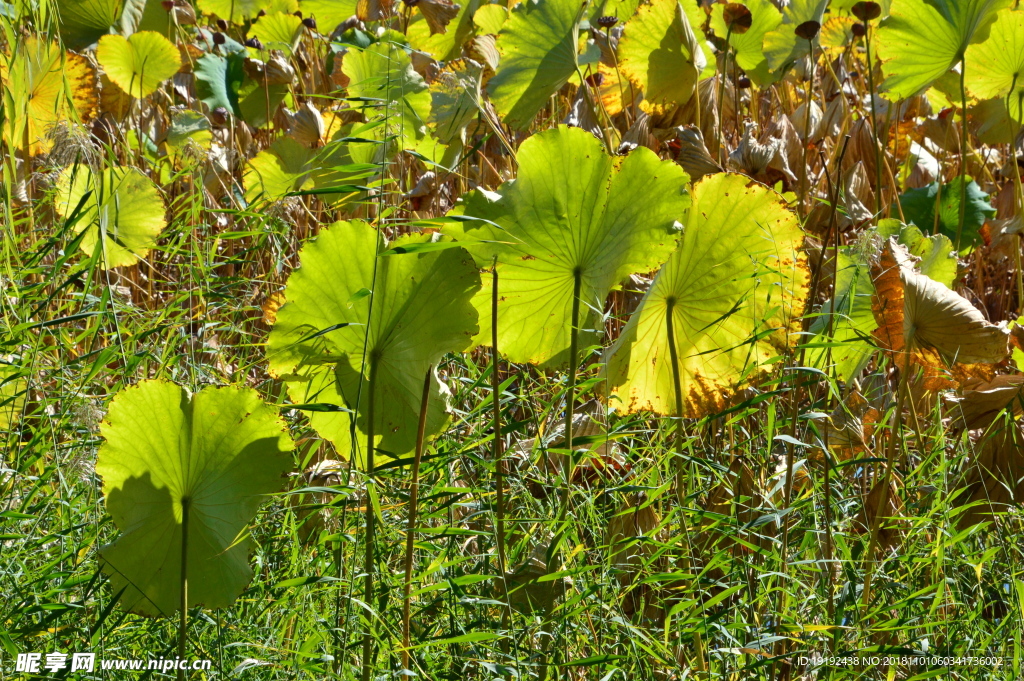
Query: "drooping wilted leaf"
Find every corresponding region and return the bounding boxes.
[951,374,1024,430]
[871,237,1009,389]
[805,221,959,381]
[444,125,690,367]
[54,165,167,269]
[894,177,996,253]
[876,0,1010,99]
[267,221,480,458]
[485,0,583,130]
[96,31,181,99]
[97,380,293,616]
[602,173,808,417]
[429,58,484,144]
[955,416,1024,527]
[618,0,707,112]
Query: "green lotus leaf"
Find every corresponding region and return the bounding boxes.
[267,221,481,458]
[120,0,179,37]
[166,111,212,165]
[407,0,480,60]
[588,0,641,22]
[618,0,707,112]
[429,58,484,144]
[806,220,958,381]
[965,7,1024,112]
[0,356,26,432]
[96,31,181,99]
[299,0,359,32]
[194,52,243,114]
[444,125,690,367]
[58,0,121,50]
[245,126,382,205]
[245,136,314,202]
[485,0,583,130]
[710,0,782,86]
[762,0,828,72]
[197,0,297,23]
[894,176,995,253]
[193,52,288,128]
[54,165,167,269]
[97,380,293,617]
[602,173,808,417]
[252,11,304,54]
[473,3,507,34]
[876,0,1010,100]
[343,41,432,150]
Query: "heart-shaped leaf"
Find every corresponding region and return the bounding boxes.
[97,31,181,99]
[97,380,293,616]
[444,125,690,366]
[602,173,808,417]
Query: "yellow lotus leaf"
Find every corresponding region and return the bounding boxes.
[0,38,97,154]
[871,238,1009,389]
[602,173,808,417]
[97,31,181,99]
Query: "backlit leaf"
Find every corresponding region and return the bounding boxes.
[602,173,808,416]
[96,31,181,99]
[445,125,690,367]
[97,380,293,616]
[267,221,481,458]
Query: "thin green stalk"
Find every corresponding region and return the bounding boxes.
[177,497,190,681]
[665,298,707,674]
[800,36,815,217]
[401,369,432,672]
[361,358,379,681]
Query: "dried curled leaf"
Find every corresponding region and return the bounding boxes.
[871,238,1009,389]
[950,375,1024,430]
[956,419,1024,528]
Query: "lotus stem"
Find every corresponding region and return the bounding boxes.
[401,368,432,671]
[361,358,379,681]
[664,297,707,673]
[864,18,884,214]
[554,268,584,532]
[177,496,190,681]
[800,36,815,217]
[957,55,969,251]
[491,261,507,575]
